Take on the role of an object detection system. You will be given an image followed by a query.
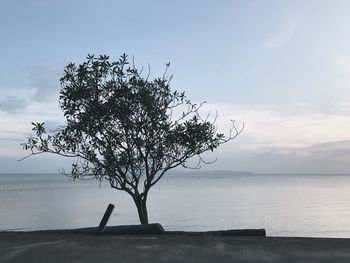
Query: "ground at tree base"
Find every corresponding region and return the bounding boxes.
[1,232,350,263]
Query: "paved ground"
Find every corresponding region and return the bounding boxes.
[1,232,350,262]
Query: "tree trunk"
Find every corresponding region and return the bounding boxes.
[133,195,149,225]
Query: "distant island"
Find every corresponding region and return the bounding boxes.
[167,170,252,176]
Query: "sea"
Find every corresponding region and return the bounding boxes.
[1,172,350,238]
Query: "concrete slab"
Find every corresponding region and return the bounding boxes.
[1,232,350,262]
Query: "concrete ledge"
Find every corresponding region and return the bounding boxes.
[2,233,350,262]
[166,229,266,237]
[103,223,165,235]
[13,224,265,237]
[28,223,165,235]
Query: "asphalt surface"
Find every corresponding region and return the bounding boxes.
[1,232,350,262]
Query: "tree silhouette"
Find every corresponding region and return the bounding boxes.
[22,54,243,224]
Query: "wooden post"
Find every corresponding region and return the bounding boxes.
[97,204,115,234]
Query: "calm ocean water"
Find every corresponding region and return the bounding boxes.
[1,172,350,238]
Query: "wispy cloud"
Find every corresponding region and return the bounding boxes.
[202,102,350,151]
[0,130,31,135]
[0,96,27,113]
[238,140,350,158]
[263,11,306,49]
[0,66,60,114]
[29,65,61,103]
[2,100,350,173]
[0,137,23,142]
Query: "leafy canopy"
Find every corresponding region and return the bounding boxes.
[22,54,242,196]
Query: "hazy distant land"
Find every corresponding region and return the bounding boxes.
[167,170,253,176]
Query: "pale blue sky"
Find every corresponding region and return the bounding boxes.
[2,0,350,173]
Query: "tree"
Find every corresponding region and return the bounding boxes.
[22,54,243,224]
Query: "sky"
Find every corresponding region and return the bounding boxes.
[1,0,350,173]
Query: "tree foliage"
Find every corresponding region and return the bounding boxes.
[22,54,243,224]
